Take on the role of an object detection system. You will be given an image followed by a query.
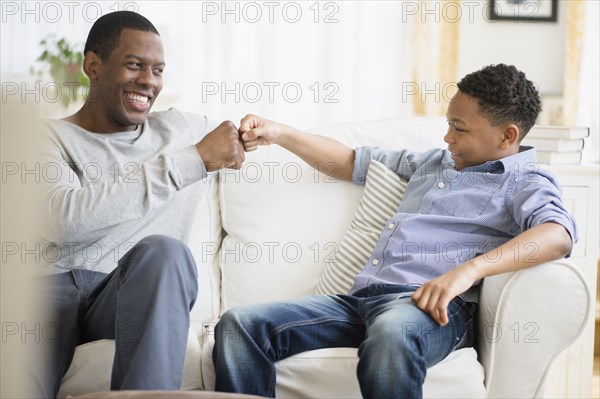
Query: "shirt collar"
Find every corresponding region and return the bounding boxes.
[458,146,536,174]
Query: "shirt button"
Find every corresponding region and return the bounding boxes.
[372,259,379,266]
[437,181,445,188]
[388,223,394,229]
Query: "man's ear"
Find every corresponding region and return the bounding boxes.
[82,51,102,81]
[500,124,520,150]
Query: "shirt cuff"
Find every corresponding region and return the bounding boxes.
[533,215,578,258]
[170,145,208,189]
[352,146,373,185]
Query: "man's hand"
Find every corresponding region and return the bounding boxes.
[239,114,289,151]
[195,121,245,172]
[411,264,478,326]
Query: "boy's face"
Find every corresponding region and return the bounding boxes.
[444,90,514,170]
[89,29,164,132]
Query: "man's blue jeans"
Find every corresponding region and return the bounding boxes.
[213,284,476,399]
[32,235,198,398]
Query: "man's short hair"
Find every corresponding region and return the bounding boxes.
[457,64,542,139]
[84,11,159,61]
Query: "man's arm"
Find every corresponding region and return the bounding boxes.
[412,222,573,326]
[42,120,244,245]
[239,114,355,181]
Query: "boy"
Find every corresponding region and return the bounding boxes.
[213,64,576,398]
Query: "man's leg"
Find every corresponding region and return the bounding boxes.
[26,269,108,397]
[213,294,364,397]
[80,235,198,390]
[28,272,85,398]
[357,292,476,399]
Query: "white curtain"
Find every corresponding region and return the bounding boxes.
[146,0,414,129]
[576,1,599,163]
[411,0,460,117]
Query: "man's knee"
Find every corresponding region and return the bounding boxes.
[133,235,197,276]
[137,234,191,256]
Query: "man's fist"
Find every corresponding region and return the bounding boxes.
[195,121,245,172]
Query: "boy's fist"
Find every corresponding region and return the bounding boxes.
[239,114,285,152]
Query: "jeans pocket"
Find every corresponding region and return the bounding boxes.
[448,298,476,351]
[453,329,468,351]
[454,316,475,351]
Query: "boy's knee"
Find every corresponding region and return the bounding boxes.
[215,309,247,343]
[216,306,268,339]
[217,308,245,330]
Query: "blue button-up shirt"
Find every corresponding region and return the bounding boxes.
[350,146,577,302]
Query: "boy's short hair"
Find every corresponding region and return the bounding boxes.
[457,64,542,139]
[84,11,159,61]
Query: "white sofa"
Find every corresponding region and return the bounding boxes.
[58,118,591,398]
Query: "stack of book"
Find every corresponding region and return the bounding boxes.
[523,125,589,165]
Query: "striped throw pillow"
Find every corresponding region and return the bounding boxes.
[316,160,407,295]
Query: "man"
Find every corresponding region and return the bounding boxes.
[213,64,577,398]
[36,11,244,397]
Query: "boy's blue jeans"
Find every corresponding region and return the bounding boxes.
[213,284,476,399]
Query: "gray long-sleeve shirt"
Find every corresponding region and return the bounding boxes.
[40,108,216,274]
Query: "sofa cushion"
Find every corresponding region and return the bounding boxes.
[316,160,406,294]
[218,147,364,312]
[275,347,486,398]
[187,174,223,333]
[68,391,264,398]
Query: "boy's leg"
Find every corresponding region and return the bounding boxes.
[357,293,476,399]
[80,235,198,390]
[213,294,364,397]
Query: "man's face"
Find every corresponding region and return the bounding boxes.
[92,29,164,132]
[444,91,508,170]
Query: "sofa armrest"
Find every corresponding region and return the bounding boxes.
[477,260,591,398]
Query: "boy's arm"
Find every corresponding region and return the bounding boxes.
[239,114,355,181]
[412,222,573,326]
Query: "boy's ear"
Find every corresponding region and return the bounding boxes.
[82,51,102,81]
[500,124,520,150]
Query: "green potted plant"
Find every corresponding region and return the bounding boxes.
[30,35,89,108]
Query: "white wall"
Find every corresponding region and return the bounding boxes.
[458,0,567,95]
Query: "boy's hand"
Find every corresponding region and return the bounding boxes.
[239,114,288,151]
[238,114,355,180]
[412,223,572,326]
[411,265,478,326]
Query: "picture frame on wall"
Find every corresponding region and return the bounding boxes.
[489,0,558,22]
